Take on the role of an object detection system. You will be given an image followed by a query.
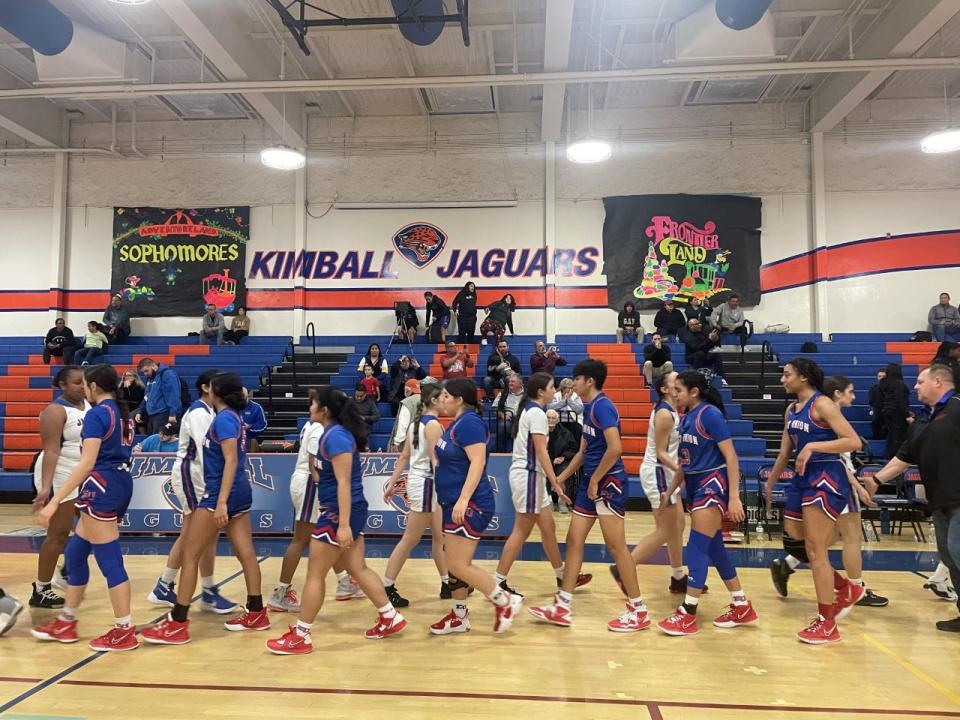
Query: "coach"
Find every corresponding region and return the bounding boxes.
[869,364,960,632]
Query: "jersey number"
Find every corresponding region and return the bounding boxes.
[679,448,691,467]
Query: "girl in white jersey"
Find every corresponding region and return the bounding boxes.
[610,371,691,596]
[494,373,591,597]
[147,369,236,614]
[31,366,90,609]
[382,383,450,607]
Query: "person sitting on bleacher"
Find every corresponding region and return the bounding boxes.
[134,422,179,453]
[440,341,473,380]
[683,318,727,385]
[711,294,752,349]
[484,339,521,401]
[388,354,426,414]
[354,383,381,429]
[101,294,131,345]
[495,372,525,421]
[388,378,422,452]
[200,303,225,346]
[358,343,389,378]
[654,298,686,341]
[530,340,566,377]
[547,377,584,424]
[546,409,578,513]
[42,318,76,365]
[685,296,712,328]
[223,306,250,345]
[616,302,643,344]
[928,292,960,342]
[73,321,109,366]
[642,332,674,386]
[242,387,268,452]
[135,358,182,435]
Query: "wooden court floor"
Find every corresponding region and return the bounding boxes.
[1,507,958,720]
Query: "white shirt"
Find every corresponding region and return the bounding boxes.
[393,403,413,445]
[172,399,215,484]
[407,414,437,480]
[294,421,324,477]
[547,390,584,425]
[642,401,680,468]
[511,403,549,479]
[58,399,91,463]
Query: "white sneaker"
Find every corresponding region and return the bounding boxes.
[430,610,471,635]
[268,586,301,612]
[923,580,958,602]
[335,576,365,601]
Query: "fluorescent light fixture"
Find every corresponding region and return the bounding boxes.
[921,128,960,154]
[260,144,306,170]
[566,138,612,164]
[108,0,152,5]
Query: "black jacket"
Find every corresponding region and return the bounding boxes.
[44,326,75,348]
[486,350,521,378]
[877,379,910,419]
[643,343,672,367]
[452,287,478,318]
[618,309,640,330]
[685,304,712,326]
[425,296,449,326]
[486,300,515,333]
[897,392,960,510]
[654,308,686,334]
[684,330,719,360]
[388,361,426,403]
[548,424,578,474]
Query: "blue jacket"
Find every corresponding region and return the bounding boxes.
[139,365,182,418]
[243,400,268,439]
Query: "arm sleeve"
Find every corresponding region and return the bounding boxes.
[425,303,433,326]
[928,307,937,325]
[393,405,411,444]
[593,398,620,432]
[530,354,543,373]
[456,414,488,448]
[306,425,323,456]
[506,312,515,335]
[248,403,268,434]
[414,366,426,380]
[509,356,521,373]
[162,372,182,416]
[81,407,108,441]
[568,393,584,414]
[617,311,625,327]
[380,359,389,375]
[140,435,161,452]
[528,408,548,436]
[323,429,355,459]
[357,357,365,372]
[703,406,732,443]
[370,402,381,424]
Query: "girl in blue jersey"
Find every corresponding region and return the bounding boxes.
[531,359,650,633]
[33,364,138,652]
[143,372,267,646]
[765,358,861,644]
[657,371,758,637]
[266,386,406,654]
[429,378,523,635]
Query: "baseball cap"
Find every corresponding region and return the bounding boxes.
[161,422,179,436]
[404,378,421,394]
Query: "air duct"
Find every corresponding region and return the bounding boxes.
[33,23,150,84]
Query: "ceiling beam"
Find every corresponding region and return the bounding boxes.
[809,0,960,133]
[540,0,575,142]
[0,73,62,147]
[154,0,305,147]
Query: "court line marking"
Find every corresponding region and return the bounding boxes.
[0,677,954,717]
[0,556,267,715]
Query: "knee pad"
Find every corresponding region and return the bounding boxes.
[64,535,91,587]
[684,530,711,590]
[784,535,809,564]
[709,531,738,582]
[92,540,129,588]
[447,573,470,592]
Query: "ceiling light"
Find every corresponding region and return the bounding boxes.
[566,138,612,164]
[921,128,960,154]
[260,144,305,171]
[107,0,152,5]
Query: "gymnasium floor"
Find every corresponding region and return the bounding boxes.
[0,505,957,720]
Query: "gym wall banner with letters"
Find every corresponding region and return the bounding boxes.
[111,206,249,317]
[122,453,516,536]
[602,194,762,311]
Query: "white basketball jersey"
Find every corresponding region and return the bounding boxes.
[407,414,437,480]
[173,400,215,484]
[641,401,680,468]
[510,403,549,479]
[294,421,324,477]
[59,398,91,463]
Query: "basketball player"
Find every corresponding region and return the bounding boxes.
[32,364,139,651]
[31,366,89,608]
[657,371,758,636]
[529,359,649,632]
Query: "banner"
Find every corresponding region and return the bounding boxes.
[124,453,516,536]
[111,206,249,317]
[602,194,762,311]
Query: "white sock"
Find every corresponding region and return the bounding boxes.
[336,570,349,582]
[383,577,395,588]
[556,589,573,608]
[275,582,291,594]
[683,593,700,609]
[60,606,77,621]
[453,601,468,619]
[377,602,397,619]
[554,565,565,580]
[441,574,450,583]
[35,579,50,589]
[489,587,510,607]
[930,562,950,584]
[731,590,747,606]
[785,554,801,570]
[494,572,507,584]
[115,615,132,629]
[849,578,864,587]
[201,576,215,591]
[295,619,312,636]
[628,596,647,613]
[671,566,687,580]
[161,567,177,585]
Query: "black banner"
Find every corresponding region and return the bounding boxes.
[111,206,249,317]
[602,194,761,311]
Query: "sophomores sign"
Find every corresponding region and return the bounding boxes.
[602,194,762,310]
[111,206,249,317]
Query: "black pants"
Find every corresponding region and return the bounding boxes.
[224,329,248,344]
[722,324,752,349]
[146,412,171,435]
[43,344,76,365]
[883,413,907,460]
[688,351,724,376]
[457,314,476,343]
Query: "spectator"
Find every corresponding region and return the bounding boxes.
[642,332,674,386]
[654,298,686,341]
[388,378,422,452]
[711,294,752,348]
[440,340,473,380]
[74,321,109,366]
[394,301,419,345]
[135,358,182,434]
[200,303,225,345]
[685,297,712,327]
[423,291,450,342]
[495,372,525,420]
[928,292,960,342]
[876,362,911,459]
[387,354,425,414]
[354,383,381,428]
[546,408,578,513]
[241,387,268,453]
[359,365,381,401]
[118,369,145,430]
[683,318,726,384]
[42,318,76,365]
[452,281,478,343]
[101,294,131,345]
[223,306,250,345]
[868,368,886,439]
[135,422,179,453]
[933,341,960,386]
[547,377,585,434]
[616,301,643,344]
[484,338,521,400]
[530,340,567,376]
[357,343,389,378]
[480,293,516,346]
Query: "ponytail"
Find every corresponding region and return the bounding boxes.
[512,372,553,439]
[412,384,443,450]
[314,385,369,451]
[676,370,726,416]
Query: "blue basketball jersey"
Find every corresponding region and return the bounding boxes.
[787,393,838,463]
[679,402,731,474]
[203,408,248,490]
[434,411,493,506]
[313,423,365,510]
[582,393,626,478]
[81,399,133,471]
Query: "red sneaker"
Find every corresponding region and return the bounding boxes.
[835,583,866,620]
[528,599,572,627]
[224,608,270,632]
[493,594,523,633]
[89,626,139,652]
[575,573,593,588]
[713,601,759,629]
[31,617,78,643]
[797,616,840,644]
[364,612,407,640]
[429,610,470,635]
[266,625,313,655]
[141,616,191,645]
[608,605,651,633]
[657,609,699,636]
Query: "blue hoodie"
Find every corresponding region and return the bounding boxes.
[139,365,182,418]
[242,400,268,440]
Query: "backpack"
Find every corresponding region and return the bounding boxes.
[910,330,933,342]
[800,341,818,353]
[179,376,191,408]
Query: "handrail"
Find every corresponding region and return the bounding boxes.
[305,322,317,365]
[285,337,298,388]
[759,339,772,387]
[259,364,274,417]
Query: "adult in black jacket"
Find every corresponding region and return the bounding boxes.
[546,408,578,510]
[452,281,478,343]
[642,333,674,385]
[480,293,516,345]
[42,319,76,364]
[387,355,426,415]
[484,338,521,400]
[877,363,912,460]
[423,291,450,342]
[616,301,643,344]
[868,369,886,439]
[683,318,725,382]
[654,299,686,341]
[932,342,960,385]
[685,297,712,327]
